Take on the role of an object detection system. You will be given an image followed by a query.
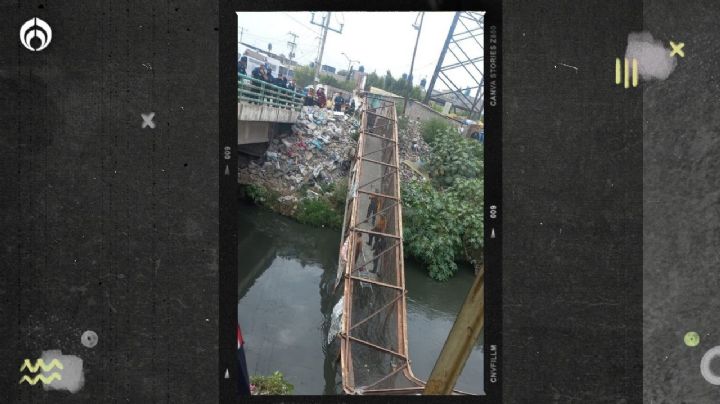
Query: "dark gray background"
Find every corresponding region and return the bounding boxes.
[2,0,714,402]
[503,1,642,402]
[643,1,720,403]
[1,1,219,402]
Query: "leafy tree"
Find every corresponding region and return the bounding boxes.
[293,65,315,88]
[402,128,484,281]
[402,176,483,281]
[383,70,396,92]
[426,128,483,188]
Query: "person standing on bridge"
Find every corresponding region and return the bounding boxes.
[366,192,379,225]
[250,64,266,103]
[371,234,387,274]
[238,56,247,76]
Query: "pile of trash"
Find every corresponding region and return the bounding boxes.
[239,106,360,203]
[398,119,431,182]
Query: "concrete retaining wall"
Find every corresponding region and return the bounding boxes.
[237,103,299,123]
[405,99,463,129]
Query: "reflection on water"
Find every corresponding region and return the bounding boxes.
[238,203,484,395]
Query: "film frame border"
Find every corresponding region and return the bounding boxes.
[219,1,502,401]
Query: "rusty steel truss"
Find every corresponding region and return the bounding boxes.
[333,95,469,395]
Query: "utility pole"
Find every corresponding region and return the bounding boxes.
[403,12,425,115]
[341,52,359,81]
[239,27,245,43]
[310,12,344,84]
[287,32,298,61]
[423,270,484,395]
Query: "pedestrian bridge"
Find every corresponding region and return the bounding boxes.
[334,96,468,395]
[237,73,304,144]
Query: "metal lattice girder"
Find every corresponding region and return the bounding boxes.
[334,96,472,395]
[424,11,485,117]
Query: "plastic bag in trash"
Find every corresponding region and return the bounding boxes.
[327,297,344,345]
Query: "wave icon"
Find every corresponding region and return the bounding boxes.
[20,358,64,373]
[19,373,62,385]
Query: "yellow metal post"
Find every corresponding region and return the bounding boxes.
[423,270,484,395]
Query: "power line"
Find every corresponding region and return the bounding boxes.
[310,12,343,81]
[283,12,319,35]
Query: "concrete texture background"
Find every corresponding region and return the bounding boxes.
[0,1,219,402]
[503,1,643,402]
[643,1,720,402]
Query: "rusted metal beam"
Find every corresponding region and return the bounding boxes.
[423,272,485,395]
[348,275,404,291]
[347,336,407,360]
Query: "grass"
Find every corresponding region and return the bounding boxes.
[296,198,343,229]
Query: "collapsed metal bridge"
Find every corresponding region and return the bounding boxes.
[333,96,467,395]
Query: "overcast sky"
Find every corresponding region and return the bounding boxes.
[236,12,484,91]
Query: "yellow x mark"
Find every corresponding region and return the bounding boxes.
[670,41,685,58]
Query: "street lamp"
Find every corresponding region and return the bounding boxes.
[341,52,360,80]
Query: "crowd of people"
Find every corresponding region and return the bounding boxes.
[303,87,356,115]
[239,55,358,114]
[239,56,297,92]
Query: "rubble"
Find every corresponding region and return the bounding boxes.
[239,106,360,207]
[398,119,431,182]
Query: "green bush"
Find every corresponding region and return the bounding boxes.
[420,118,452,145]
[426,128,484,188]
[251,371,294,395]
[246,184,271,205]
[296,198,342,229]
[402,177,484,281]
[330,180,349,211]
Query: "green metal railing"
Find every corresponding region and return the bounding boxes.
[238,73,304,111]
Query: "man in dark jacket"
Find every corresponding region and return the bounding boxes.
[333,93,345,112]
[249,65,266,102]
[238,56,247,76]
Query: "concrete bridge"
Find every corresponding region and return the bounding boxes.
[237,74,303,145]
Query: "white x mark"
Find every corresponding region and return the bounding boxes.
[141,112,156,129]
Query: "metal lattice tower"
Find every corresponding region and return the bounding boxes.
[423,12,485,119]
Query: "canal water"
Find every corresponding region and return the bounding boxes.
[237,202,484,395]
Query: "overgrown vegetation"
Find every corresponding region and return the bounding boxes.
[251,371,294,395]
[419,118,453,145]
[292,65,356,93]
[364,70,424,100]
[402,127,484,281]
[245,184,279,207]
[296,198,343,229]
[426,129,484,187]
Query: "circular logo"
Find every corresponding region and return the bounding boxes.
[20,17,52,52]
[684,331,700,347]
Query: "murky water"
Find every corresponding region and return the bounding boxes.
[237,202,484,395]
